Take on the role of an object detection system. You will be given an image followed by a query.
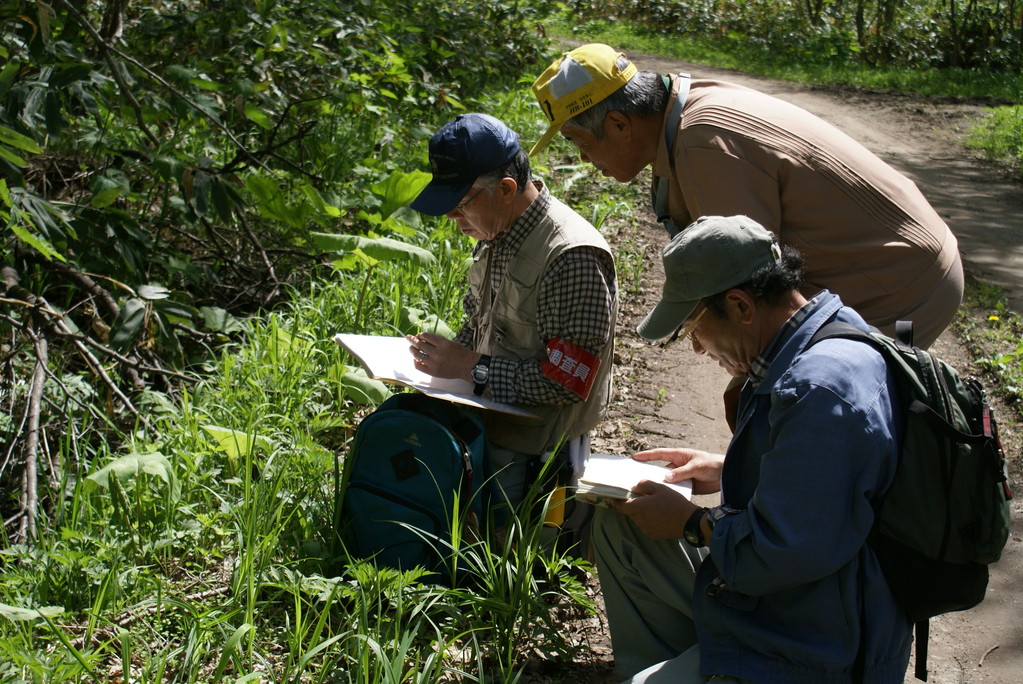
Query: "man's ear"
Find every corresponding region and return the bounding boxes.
[726,289,757,324]
[492,177,517,203]
[604,111,632,140]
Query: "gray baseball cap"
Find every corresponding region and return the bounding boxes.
[637,215,783,341]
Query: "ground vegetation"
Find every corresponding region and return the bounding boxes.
[1,1,1021,681]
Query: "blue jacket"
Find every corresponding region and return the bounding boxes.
[695,292,913,684]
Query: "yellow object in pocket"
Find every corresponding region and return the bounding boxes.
[543,484,567,527]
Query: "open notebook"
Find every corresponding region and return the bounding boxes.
[333,333,537,418]
[577,452,693,506]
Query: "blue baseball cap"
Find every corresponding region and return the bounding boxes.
[410,113,522,216]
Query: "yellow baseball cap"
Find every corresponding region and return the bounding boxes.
[529,43,638,156]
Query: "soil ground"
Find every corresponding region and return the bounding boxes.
[526,50,1023,684]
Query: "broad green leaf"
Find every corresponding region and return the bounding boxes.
[201,426,271,463]
[84,452,179,500]
[110,298,147,350]
[10,224,66,262]
[0,603,64,622]
[210,178,237,222]
[191,78,222,91]
[400,307,455,338]
[90,186,122,209]
[339,366,390,405]
[309,233,435,267]
[369,170,431,219]
[200,306,244,333]
[0,124,41,154]
[243,103,272,130]
[299,185,341,218]
[0,59,18,99]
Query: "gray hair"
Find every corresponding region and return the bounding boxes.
[566,68,667,138]
[477,148,531,194]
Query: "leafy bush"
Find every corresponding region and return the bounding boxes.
[565,0,1023,71]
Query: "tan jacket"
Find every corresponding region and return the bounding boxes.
[654,76,962,347]
[467,196,617,455]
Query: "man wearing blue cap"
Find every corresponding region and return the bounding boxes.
[407,113,619,518]
[592,215,911,683]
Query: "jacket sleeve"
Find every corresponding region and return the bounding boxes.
[708,347,899,596]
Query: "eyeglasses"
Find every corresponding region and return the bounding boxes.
[449,185,489,215]
[661,305,707,348]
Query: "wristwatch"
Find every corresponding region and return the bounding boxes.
[471,355,491,396]
[683,507,709,547]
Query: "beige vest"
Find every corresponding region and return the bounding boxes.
[468,195,617,455]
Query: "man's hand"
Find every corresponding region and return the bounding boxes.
[633,448,724,495]
[406,332,477,380]
[614,480,697,539]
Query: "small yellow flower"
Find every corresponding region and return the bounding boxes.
[988,315,1000,322]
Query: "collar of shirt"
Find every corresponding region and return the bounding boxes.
[747,292,825,388]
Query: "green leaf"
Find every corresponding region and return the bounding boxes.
[190,171,213,217]
[369,170,431,219]
[201,426,271,463]
[191,78,223,92]
[309,233,435,267]
[339,366,391,405]
[84,452,179,500]
[243,103,272,130]
[0,124,41,154]
[90,187,122,209]
[400,307,455,338]
[9,223,66,262]
[200,306,244,333]
[214,623,254,679]
[110,298,147,350]
[0,603,64,622]
[0,145,27,167]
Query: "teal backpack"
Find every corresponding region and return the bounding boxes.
[337,393,491,575]
[809,321,1012,681]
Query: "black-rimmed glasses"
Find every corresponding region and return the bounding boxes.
[450,185,488,215]
[661,306,708,348]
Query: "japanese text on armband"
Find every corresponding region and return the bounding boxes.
[541,337,600,399]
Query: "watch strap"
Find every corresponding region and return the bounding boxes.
[683,507,708,547]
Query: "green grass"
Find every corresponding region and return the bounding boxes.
[954,278,1023,411]
[0,84,641,682]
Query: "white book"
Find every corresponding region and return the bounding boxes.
[577,452,693,506]
[333,333,537,418]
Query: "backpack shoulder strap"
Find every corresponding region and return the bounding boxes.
[808,321,985,444]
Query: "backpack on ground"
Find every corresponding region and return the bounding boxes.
[808,321,1012,681]
[336,392,491,575]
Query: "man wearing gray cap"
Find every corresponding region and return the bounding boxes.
[592,215,912,683]
[406,113,618,522]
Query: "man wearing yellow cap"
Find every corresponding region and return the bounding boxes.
[530,43,962,351]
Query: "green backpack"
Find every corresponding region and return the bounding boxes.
[808,321,1012,681]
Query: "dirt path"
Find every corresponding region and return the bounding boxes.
[573,51,1023,684]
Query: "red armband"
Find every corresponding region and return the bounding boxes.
[541,337,600,399]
